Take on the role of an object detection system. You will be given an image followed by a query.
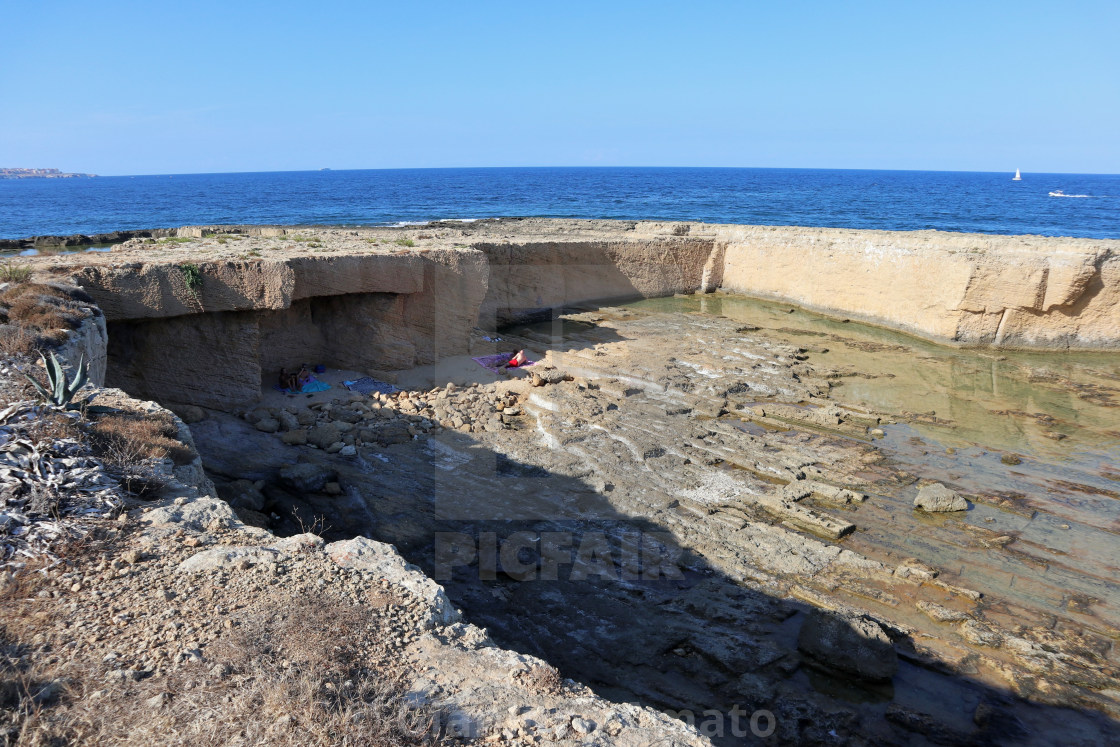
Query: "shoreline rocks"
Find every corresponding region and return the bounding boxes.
[914,482,969,512]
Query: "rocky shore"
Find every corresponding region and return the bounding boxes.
[2,220,1119,745]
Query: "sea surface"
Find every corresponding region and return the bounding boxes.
[2,167,1119,241]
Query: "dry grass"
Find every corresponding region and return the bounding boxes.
[0,284,93,356]
[87,412,194,468]
[0,546,439,747]
[6,297,80,333]
[0,261,32,283]
[23,411,83,445]
[515,664,565,697]
[84,411,194,499]
[0,325,40,357]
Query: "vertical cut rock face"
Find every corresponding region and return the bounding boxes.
[80,250,492,410]
[717,225,1119,349]
[474,238,717,326]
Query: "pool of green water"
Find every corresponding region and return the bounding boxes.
[628,292,1120,466]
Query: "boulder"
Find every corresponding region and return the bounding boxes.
[218,479,265,512]
[797,609,898,682]
[254,417,280,433]
[277,409,300,431]
[278,462,337,493]
[914,483,968,512]
[141,495,237,533]
[176,405,206,424]
[332,407,363,423]
[369,421,412,446]
[326,537,460,627]
[178,545,281,573]
[306,423,341,450]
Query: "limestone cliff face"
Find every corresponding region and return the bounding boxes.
[77,251,490,409]
[32,219,1120,411]
[717,225,1119,349]
[476,237,715,326]
[55,312,109,386]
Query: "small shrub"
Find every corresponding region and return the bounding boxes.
[394,239,415,248]
[0,323,36,355]
[157,236,194,245]
[0,260,32,283]
[178,263,202,295]
[7,297,80,331]
[88,411,194,467]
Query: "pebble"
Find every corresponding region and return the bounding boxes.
[571,717,596,734]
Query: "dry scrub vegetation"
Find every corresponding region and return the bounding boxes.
[0,278,97,357]
[84,410,196,500]
[87,411,194,468]
[0,536,440,746]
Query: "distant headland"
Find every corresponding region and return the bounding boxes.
[0,167,97,179]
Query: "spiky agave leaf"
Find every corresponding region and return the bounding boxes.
[25,352,92,408]
[45,351,68,405]
[63,355,88,402]
[22,368,53,401]
[65,390,117,414]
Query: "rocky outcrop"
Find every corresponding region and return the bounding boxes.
[913,482,969,512]
[718,224,1119,349]
[82,250,489,409]
[18,218,1120,413]
[53,306,108,386]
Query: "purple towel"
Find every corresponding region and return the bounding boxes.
[472,353,535,374]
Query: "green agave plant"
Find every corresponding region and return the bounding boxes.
[23,351,116,413]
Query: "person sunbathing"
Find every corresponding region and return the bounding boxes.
[504,350,528,368]
[296,365,313,388]
[279,368,299,391]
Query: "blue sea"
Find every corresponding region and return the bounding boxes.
[2,167,1118,241]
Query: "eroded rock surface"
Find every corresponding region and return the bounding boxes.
[192,304,1120,745]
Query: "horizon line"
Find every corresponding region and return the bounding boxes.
[24,165,1120,179]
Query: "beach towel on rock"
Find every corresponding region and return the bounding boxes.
[274,377,331,395]
[472,353,536,374]
[344,377,398,395]
[301,379,331,393]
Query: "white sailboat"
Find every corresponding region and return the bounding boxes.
[1012,168,1022,181]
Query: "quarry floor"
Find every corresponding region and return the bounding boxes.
[189,294,1120,746]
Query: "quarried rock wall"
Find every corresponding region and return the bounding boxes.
[50,219,1120,410]
[91,250,490,409]
[476,238,716,326]
[717,225,1120,349]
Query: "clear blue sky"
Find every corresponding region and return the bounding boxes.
[3,1,1117,175]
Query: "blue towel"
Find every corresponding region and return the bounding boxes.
[274,377,331,394]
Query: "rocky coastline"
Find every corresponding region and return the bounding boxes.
[2,219,1119,745]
